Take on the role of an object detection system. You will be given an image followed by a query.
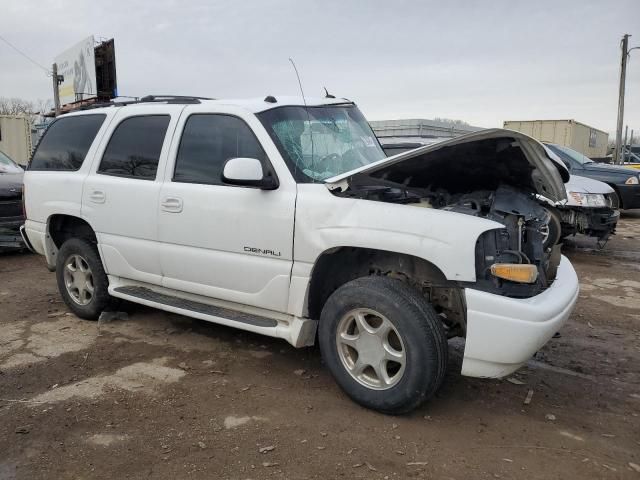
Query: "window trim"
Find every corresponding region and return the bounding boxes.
[97,114,171,181]
[171,113,279,189]
[27,114,107,172]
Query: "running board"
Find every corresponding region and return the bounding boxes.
[114,286,278,328]
[108,283,316,348]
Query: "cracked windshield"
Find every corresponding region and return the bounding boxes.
[259,105,386,182]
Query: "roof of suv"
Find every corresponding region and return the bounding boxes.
[73,96,354,116]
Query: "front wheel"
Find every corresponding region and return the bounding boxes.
[318,276,448,414]
[56,238,111,320]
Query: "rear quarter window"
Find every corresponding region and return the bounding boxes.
[29,114,106,171]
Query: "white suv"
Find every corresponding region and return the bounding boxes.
[23,95,579,413]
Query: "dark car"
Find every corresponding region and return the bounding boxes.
[545,143,640,209]
[0,150,25,250]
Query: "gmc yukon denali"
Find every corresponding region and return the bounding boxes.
[22,95,579,414]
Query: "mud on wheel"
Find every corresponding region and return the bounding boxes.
[318,276,448,414]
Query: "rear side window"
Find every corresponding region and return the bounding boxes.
[29,115,105,171]
[173,114,267,185]
[98,115,170,180]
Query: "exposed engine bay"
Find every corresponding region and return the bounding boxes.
[335,183,560,299]
[330,135,568,300]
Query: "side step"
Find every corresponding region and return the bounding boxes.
[113,286,278,328]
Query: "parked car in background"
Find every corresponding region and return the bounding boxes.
[382,142,619,247]
[0,150,25,251]
[545,143,640,209]
[541,175,618,247]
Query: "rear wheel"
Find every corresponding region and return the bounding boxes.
[318,276,448,414]
[56,238,111,320]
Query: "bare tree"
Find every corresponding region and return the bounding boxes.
[0,97,53,130]
[433,117,470,127]
[0,97,35,116]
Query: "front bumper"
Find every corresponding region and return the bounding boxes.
[584,207,619,239]
[560,207,619,240]
[0,217,25,249]
[461,255,579,378]
[617,183,640,209]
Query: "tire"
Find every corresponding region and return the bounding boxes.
[56,238,111,320]
[609,190,621,209]
[318,276,448,414]
[543,208,562,249]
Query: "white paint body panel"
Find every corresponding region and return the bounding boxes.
[461,256,579,378]
[294,184,503,284]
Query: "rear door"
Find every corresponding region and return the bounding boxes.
[82,105,182,285]
[157,105,296,312]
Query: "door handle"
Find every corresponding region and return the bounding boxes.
[161,196,183,213]
[89,189,106,204]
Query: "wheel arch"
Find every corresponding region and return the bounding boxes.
[44,214,98,270]
[305,246,466,335]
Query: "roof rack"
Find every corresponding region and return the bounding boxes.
[138,95,214,104]
[77,95,214,111]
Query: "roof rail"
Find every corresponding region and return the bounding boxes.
[138,95,214,104]
[76,95,214,112]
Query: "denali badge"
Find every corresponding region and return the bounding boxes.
[244,246,281,257]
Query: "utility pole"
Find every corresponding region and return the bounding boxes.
[614,35,629,165]
[52,63,62,117]
[623,125,629,163]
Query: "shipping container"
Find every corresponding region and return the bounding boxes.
[503,119,608,158]
[0,115,32,165]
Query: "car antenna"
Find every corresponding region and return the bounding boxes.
[324,87,335,99]
[289,57,315,181]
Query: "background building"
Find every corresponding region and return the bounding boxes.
[503,119,608,158]
[370,118,483,146]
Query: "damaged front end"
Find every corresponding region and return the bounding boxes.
[326,129,568,300]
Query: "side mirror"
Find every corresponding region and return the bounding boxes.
[222,157,278,190]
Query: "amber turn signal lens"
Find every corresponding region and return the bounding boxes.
[490,263,538,284]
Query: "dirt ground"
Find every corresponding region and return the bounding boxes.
[1,214,639,480]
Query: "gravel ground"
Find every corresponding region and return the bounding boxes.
[1,212,639,479]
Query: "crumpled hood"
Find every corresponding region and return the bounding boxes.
[326,128,568,202]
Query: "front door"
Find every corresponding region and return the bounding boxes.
[157,109,296,313]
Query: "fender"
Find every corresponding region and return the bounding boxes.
[293,184,504,282]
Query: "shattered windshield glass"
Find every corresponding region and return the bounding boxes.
[258,105,386,182]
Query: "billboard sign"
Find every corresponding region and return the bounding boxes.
[55,36,97,105]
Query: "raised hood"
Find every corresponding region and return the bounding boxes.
[326,128,568,202]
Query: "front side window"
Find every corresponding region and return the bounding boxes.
[258,105,385,182]
[29,114,105,171]
[98,115,170,180]
[173,114,267,185]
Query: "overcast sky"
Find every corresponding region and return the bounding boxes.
[1,0,639,133]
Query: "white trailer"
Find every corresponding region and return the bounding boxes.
[503,119,608,158]
[0,115,32,165]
